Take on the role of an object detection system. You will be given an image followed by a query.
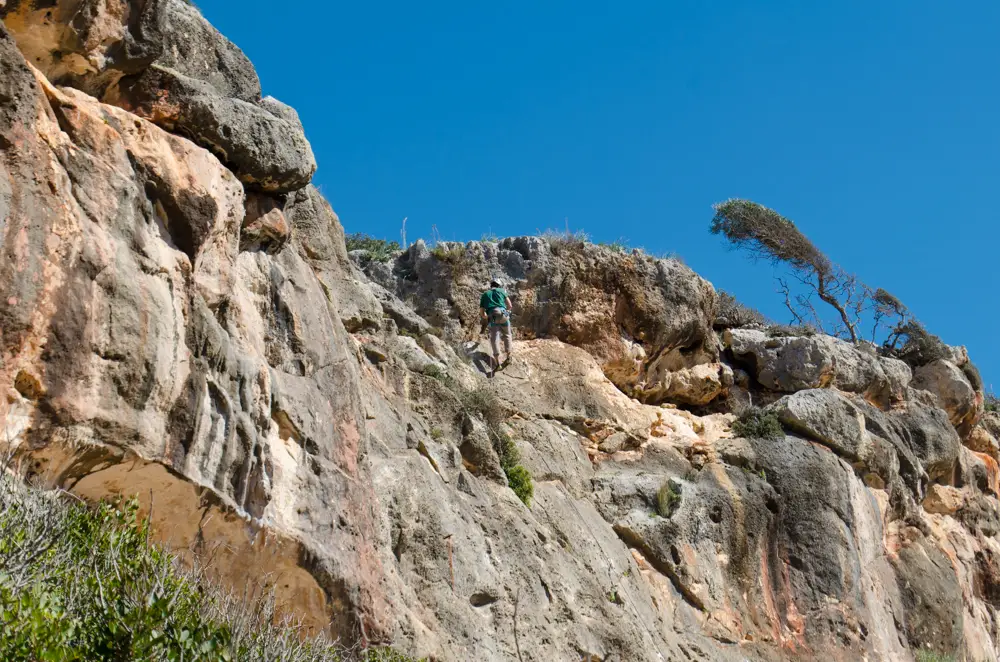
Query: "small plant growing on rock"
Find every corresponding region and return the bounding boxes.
[986,392,999,414]
[715,290,768,329]
[731,407,784,440]
[599,238,630,254]
[505,464,534,506]
[914,651,957,662]
[345,233,401,262]
[539,226,590,253]
[656,481,681,518]
[882,320,951,368]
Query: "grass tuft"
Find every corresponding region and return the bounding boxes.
[345,233,401,262]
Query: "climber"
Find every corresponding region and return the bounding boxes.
[479,279,513,372]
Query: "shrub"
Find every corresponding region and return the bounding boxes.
[882,320,951,368]
[766,324,818,338]
[656,481,680,518]
[731,407,784,440]
[345,233,401,262]
[715,290,768,329]
[599,238,630,254]
[538,228,589,253]
[505,465,534,506]
[986,392,999,414]
[449,384,533,506]
[0,472,419,662]
[914,651,956,662]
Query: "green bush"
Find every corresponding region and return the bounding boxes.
[986,392,999,414]
[447,384,534,506]
[504,465,534,507]
[914,651,956,662]
[732,407,784,440]
[0,473,419,662]
[345,233,401,262]
[656,481,680,518]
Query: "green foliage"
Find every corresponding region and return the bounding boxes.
[0,474,420,662]
[345,233,401,262]
[766,324,818,338]
[430,244,465,263]
[599,238,630,254]
[986,392,999,414]
[914,651,956,662]
[430,428,444,441]
[731,407,784,440]
[538,228,590,253]
[445,383,534,506]
[504,465,534,507]
[711,199,829,274]
[656,481,680,518]
[882,320,951,368]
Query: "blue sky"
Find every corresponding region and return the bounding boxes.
[198,0,998,388]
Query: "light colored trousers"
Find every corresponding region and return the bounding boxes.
[489,322,513,359]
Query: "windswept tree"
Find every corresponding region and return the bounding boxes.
[711,199,873,343]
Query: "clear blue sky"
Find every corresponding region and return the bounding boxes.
[198,0,998,389]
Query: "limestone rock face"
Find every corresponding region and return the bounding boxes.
[363,237,726,406]
[725,328,911,406]
[3,7,1000,662]
[913,358,981,435]
[1,0,315,192]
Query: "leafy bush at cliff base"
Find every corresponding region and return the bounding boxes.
[731,407,784,440]
[0,473,419,662]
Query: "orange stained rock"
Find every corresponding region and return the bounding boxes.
[975,452,1000,497]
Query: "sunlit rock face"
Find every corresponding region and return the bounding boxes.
[1,5,998,661]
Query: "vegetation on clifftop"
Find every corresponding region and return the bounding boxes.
[0,472,418,662]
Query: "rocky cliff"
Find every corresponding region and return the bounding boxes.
[1,3,998,661]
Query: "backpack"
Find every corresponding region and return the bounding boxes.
[488,306,510,327]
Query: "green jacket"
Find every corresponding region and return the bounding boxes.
[480,288,509,312]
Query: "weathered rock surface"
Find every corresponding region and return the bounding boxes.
[2,6,999,662]
[913,358,982,436]
[724,328,912,406]
[1,0,315,192]
[108,64,316,192]
[362,237,728,406]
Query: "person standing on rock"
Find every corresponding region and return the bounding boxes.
[480,279,513,372]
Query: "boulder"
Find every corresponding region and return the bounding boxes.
[241,193,290,253]
[922,484,964,515]
[913,359,981,435]
[1,0,312,192]
[156,0,261,101]
[108,65,316,192]
[725,328,910,405]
